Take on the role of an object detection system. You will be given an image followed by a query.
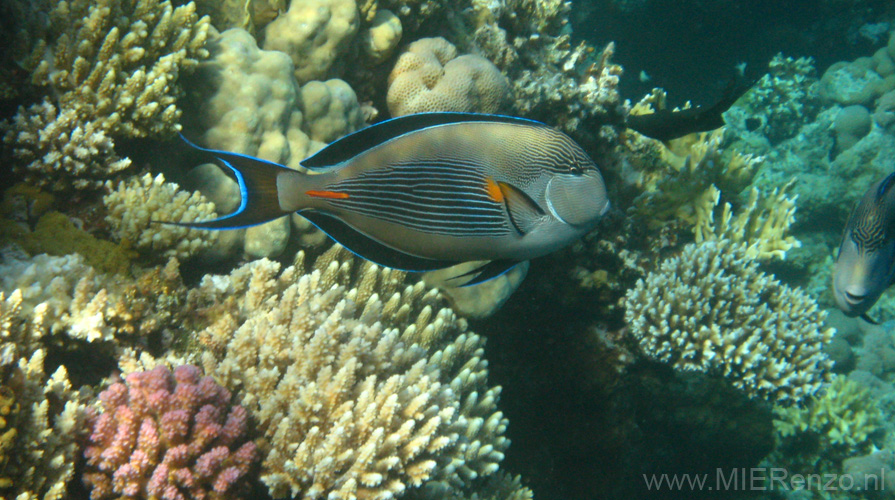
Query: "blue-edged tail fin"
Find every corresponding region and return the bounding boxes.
[163,135,295,230]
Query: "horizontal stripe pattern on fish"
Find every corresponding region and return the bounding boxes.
[325,162,512,236]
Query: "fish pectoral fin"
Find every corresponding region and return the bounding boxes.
[860,312,880,325]
[498,181,545,236]
[447,259,520,287]
[299,211,459,272]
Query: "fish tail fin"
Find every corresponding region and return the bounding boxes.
[163,135,297,230]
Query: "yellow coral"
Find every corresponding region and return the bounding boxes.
[774,376,882,451]
[625,239,833,404]
[103,173,218,260]
[694,181,801,260]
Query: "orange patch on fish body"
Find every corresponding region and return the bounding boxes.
[485,178,504,203]
[306,190,350,199]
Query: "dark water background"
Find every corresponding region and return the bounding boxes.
[573,0,894,106]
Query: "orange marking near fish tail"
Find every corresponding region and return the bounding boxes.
[306,190,350,199]
[485,178,504,203]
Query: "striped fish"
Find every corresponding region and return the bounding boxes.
[179,112,610,284]
[833,172,895,321]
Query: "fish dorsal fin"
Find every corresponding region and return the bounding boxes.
[299,211,460,272]
[498,181,545,236]
[878,172,895,199]
[302,112,550,169]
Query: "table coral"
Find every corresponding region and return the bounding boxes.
[103,173,218,261]
[625,239,833,404]
[83,364,258,500]
[387,37,509,116]
[194,248,509,499]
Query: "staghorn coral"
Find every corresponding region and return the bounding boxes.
[83,364,258,500]
[2,100,132,191]
[0,290,89,500]
[191,247,509,499]
[624,239,833,404]
[103,173,218,261]
[387,37,509,116]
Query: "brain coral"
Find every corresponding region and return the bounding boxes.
[387,37,509,116]
[625,239,833,404]
[82,364,258,500]
[194,249,509,499]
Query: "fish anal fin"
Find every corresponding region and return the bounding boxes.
[448,259,520,286]
[498,181,545,236]
[299,211,459,272]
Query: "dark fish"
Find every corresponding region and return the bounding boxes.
[833,173,895,320]
[177,112,610,284]
[627,77,754,142]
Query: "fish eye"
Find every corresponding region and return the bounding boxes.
[569,163,584,175]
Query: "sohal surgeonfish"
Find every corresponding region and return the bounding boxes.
[833,173,895,321]
[176,112,610,285]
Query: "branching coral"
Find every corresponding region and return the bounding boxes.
[625,239,833,404]
[772,375,883,473]
[83,364,258,500]
[3,0,210,191]
[28,0,210,138]
[2,100,132,191]
[631,129,761,229]
[104,173,218,261]
[0,290,89,500]
[0,250,189,346]
[190,248,509,499]
[694,182,801,261]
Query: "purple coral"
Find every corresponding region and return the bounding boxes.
[83,365,258,500]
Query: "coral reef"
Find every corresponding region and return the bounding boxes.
[103,173,218,261]
[0,290,89,500]
[387,37,509,116]
[2,101,132,191]
[694,182,801,261]
[3,0,211,191]
[0,250,189,348]
[773,375,882,472]
[83,364,258,500]
[625,239,833,404]
[733,54,822,145]
[190,248,509,499]
[262,0,359,84]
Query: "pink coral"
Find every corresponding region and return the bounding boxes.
[83,365,258,500]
